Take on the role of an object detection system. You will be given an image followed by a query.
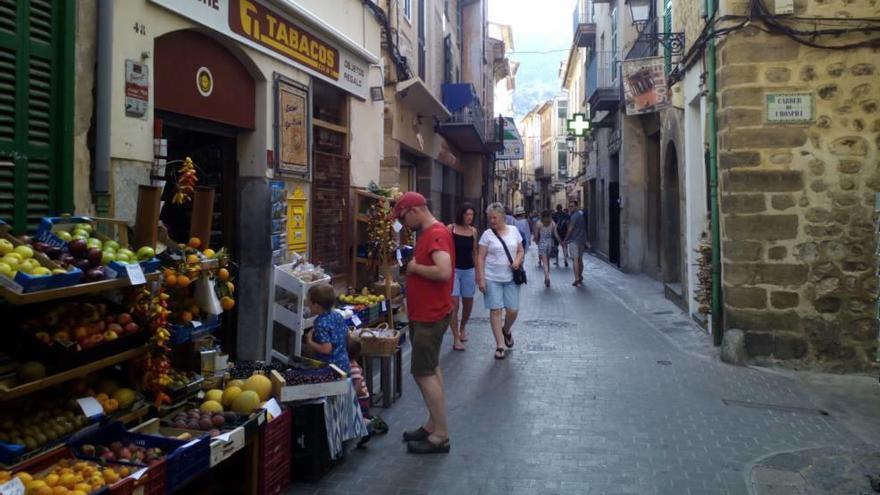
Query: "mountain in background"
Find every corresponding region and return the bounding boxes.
[511,53,566,122]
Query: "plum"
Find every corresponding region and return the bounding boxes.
[211,414,225,427]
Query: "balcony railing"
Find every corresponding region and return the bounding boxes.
[439,83,494,153]
[626,22,660,60]
[587,51,619,114]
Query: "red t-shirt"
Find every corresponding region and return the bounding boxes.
[406,222,454,322]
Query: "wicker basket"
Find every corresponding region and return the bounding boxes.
[350,323,399,356]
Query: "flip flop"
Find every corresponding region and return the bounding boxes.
[453,344,466,351]
[494,348,506,360]
[503,331,514,348]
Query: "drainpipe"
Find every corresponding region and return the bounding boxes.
[706,0,723,345]
[94,0,113,216]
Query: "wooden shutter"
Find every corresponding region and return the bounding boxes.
[0,0,74,233]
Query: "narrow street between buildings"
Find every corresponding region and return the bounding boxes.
[296,252,879,495]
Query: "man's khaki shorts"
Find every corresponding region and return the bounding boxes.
[409,314,451,376]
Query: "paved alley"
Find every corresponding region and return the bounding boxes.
[291,254,873,495]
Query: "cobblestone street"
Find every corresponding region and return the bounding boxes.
[292,253,874,495]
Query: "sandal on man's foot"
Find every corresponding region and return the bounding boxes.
[494,348,506,360]
[503,331,514,348]
[453,343,466,351]
[402,426,430,442]
[407,438,450,454]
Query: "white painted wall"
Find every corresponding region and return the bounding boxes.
[683,65,708,319]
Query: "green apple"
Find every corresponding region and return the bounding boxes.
[55,230,73,242]
[136,246,155,261]
[114,252,130,263]
[78,223,93,233]
[13,245,33,259]
[2,255,20,269]
[0,262,13,278]
[86,238,102,249]
[18,260,37,274]
[103,240,121,251]
[72,228,89,238]
[51,268,67,275]
[72,232,88,241]
[0,239,12,255]
[31,266,51,276]
[101,251,116,265]
[117,248,134,260]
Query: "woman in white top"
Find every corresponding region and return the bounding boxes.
[476,202,524,360]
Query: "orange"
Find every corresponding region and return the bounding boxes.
[45,473,59,487]
[104,399,119,413]
[165,274,177,287]
[188,237,201,249]
[163,268,175,278]
[216,268,229,282]
[180,311,193,324]
[117,467,129,477]
[74,483,92,492]
[36,487,53,495]
[52,487,68,495]
[176,274,191,288]
[186,254,200,265]
[220,296,235,311]
[95,393,109,403]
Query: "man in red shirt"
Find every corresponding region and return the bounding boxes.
[392,192,454,454]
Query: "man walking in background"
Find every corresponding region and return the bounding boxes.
[392,192,455,454]
[563,199,587,287]
[552,204,570,267]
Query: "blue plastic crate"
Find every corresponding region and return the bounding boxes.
[11,265,83,292]
[35,216,95,248]
[69,421,210,493]
[107,258,161,279]
[169,314,221,345]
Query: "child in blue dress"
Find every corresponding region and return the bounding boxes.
[304,284,351,374]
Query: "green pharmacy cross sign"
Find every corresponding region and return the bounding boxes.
[567,113,591,136]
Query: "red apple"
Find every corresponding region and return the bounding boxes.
[124,322,139,334]
[107,323,122,334]
[117,313,133,325]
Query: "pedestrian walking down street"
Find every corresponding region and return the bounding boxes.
[563,199,587,287]
[392,192,455,455]
[512,206,532,265]
[447,204,478,352]
[551,204,570,268]
[477,202,524,360]
[534,210,562,288]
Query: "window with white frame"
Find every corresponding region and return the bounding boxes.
[403,0,412,21]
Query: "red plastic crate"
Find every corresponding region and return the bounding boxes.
[259,409,292,495]
[131,458,166,495]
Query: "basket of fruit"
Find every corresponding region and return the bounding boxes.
[350,323,399,356]
[0,395,92,466]
[0,446,135,495]
[0,221,83,293]
[70,420,209,494]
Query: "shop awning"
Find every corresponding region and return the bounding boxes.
[396,79,451,119]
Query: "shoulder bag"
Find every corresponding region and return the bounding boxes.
[492,229,526,285]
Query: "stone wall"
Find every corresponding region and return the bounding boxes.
[716,18,879,370]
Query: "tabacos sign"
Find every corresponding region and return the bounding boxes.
[229,0,339,79]
[150,0,369,99]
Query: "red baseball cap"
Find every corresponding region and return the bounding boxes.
[391,191,427,219]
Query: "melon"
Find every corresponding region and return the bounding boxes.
[111,388,137,409]
[231,390,260,414]
[205,389,223,403]
[221,386,242,408]
[200,400,224,413]
[243,374,272,401]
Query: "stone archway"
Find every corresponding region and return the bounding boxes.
[662,142,682,287]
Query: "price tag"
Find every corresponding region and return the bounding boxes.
[215,432,232,442]
[130,468,149,480]
[0,275,23,295]
[351,314,362,327]
[191,320,202,328]
[126,263,146,285]
[0,477,25,495]
[76,397,104,419]
[264,399,282,421]
[392,220,403,232]
[381,300,387,312]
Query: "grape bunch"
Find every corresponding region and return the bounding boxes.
[229,361,282,379]
[283,368,338,386]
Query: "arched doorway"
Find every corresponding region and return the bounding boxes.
[662,142,682,291]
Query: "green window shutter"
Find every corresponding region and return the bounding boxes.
[0,0,74,234]
[663,0,672,76]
